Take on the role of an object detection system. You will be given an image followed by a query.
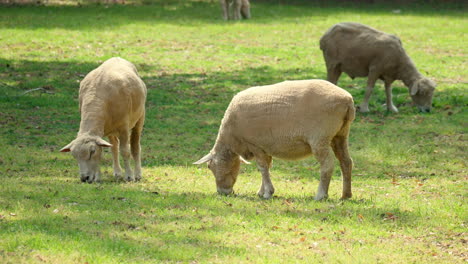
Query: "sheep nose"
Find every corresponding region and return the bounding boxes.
[418,106,431,113]
[217,187,234,195]
[80,175,89,182]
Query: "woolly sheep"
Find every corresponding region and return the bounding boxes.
[194,80,355,200]
[320,22,436,113]
[60,57,147,183]
[220,0,251,20]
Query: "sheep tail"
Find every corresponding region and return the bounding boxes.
[336,99,355,137]
[345,100,356,123]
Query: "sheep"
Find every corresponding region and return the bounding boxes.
[320,22,436,113]
[220,0,251,20]
[60,57,147,183]
[194,80,355,200]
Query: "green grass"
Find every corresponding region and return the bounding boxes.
[0,0,467,263]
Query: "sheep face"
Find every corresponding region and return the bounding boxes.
[60,136,112,183]
[410,78,436,112]
[194,152,240,195]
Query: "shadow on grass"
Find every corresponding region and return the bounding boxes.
[0,57,465,172]
[0,177,422,259]
[0,0,465,30]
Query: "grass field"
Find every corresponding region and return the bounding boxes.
[0,0,467,263]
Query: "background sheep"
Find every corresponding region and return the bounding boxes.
[60,57,147,183]
[320,22,436,113]
[220,0,251,20]
[194,80,355,200]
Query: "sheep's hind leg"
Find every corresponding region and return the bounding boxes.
[109,135,123,180]
[130,118,144,181]
[359,70,379,113]
[119,132,134,182]
[312,144,335,201]
[256,155,274,199]
[331,135,353,199]
[326,64,342,85]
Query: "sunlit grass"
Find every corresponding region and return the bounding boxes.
[0,0,467,263]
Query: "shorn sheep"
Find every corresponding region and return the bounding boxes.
[194,80,355,200]
[220,0,250,20]
[320,22,436,113]
[60,57,147,183]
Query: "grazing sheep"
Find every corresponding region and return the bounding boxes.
[220,0,251,20]
[320,22,436,113]
[60,57,147,183]
[194,80,355,200]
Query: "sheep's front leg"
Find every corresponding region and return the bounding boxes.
[384,80,399,113]
[314,145,335,201]
[119,132,134,181]
[109,135,123,180]
[256,155,274,199]
[359,71,379,113]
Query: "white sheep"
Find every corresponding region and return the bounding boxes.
[60,57,147,183]
[320,22,436,113]
[194,80,355,200]
[220,0,251,20]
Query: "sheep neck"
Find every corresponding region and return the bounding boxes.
[213,141,233,157]
[78,99,107,137]
[398,57,423,88]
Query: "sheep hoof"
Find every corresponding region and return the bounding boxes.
[124,175,135,182]
[341,193,352,200]
[257,189,264,197]
[314,194,328,201]
[388,105,399,113]
[114,172,122,180]
[357,105,370,113]
[258,188,274,199]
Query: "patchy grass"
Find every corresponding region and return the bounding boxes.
[0,0,467,263]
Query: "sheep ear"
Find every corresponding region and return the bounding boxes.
[239,156,251,164]
[410,81,419,96]
[193,153,213,165]
[60,142,73,152]
[96,138,112,148]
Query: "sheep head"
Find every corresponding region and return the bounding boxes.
[410,77,436,113]
[194,149,249,195]
[60,135,112,183]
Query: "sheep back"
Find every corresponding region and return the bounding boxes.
[320,22,407,79]
[78,57,147,136]
[217,80,354,160]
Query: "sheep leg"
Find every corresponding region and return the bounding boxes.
[119,131,134,181]
[331,136,353,199]
[326,64,342,85]
[359,72,378,113]
[313,145,335,201]
[384,80,398,113]
[130,118,144,181]
[232,0,242,20]
[220,0,229,20]
[109,135,123,180]
[240,0,250,19]
[256,155,274,199]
